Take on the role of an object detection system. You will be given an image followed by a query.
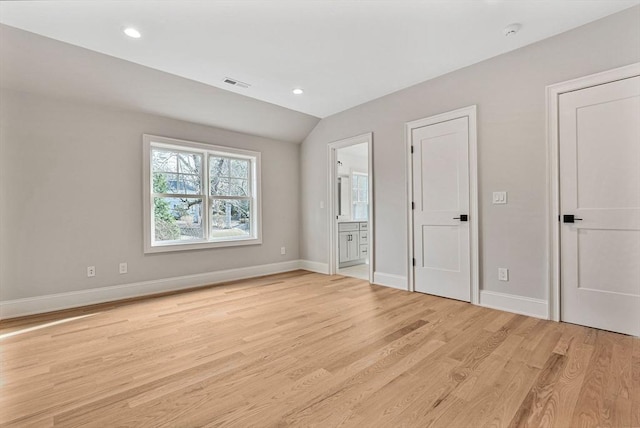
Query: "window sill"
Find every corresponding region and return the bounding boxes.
[144,236,262,254]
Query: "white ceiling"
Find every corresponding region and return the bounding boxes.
[1,1,638,119]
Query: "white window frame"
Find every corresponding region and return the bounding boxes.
[351,171,369,221]
[143,134,262,253]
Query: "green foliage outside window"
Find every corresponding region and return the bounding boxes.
[153,173,180,240]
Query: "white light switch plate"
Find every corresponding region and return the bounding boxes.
[493,191,507,204]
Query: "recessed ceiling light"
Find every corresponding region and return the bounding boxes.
[123,27,142,39]
[292,88,304,95]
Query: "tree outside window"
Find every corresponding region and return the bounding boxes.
[144,135,261,253]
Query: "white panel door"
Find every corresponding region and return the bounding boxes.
[559,76,640,336]
[413,117,470,302]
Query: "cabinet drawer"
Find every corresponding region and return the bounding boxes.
[359,245,368,259]
[359,222,368,231]
[338,222,359,232]
[359,232,368,244]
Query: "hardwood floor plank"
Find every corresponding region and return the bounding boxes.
[344,348,457,426]
[508,352,568,428]
[632,339,640,427]
[606,335,633,428]
[542,329,596,427]
[478,361,540,428]
[571,330,615,428]
[280,322,440,426]
[0,271,637,427]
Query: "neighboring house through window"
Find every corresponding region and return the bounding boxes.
[143,134,261,253]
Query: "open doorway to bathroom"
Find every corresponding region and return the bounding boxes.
[327,133,373,282]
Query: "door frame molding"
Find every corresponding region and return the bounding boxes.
[405,105,479,303]
[327,133,374,279]
[546,62,640,322]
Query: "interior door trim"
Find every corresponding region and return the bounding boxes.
[546,62,640,323]
[327,132,374,280]
[405,105,479,304]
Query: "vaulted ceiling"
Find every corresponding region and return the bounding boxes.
[1,1,638,142]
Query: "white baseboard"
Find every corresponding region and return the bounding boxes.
[1,263,549,321]
[0,260,302,319]
[479,290,548,319]
[299,260,329,274]
[373,272,408,290]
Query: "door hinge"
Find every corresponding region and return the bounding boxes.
[410,146,414,154]
[412,258,416,267]
[411,202,415,210]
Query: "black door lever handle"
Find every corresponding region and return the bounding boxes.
[563,214,583,223]
[453,214,468,222]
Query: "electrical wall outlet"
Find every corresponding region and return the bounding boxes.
[280,247,286,255]
[498,268,509,281]
[119,262,128,274]
[87,266,96,277]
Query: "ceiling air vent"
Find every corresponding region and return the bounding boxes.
[223,77,251,89]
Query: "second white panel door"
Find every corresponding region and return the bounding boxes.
[559,75,640,336]
[413,117,471,302]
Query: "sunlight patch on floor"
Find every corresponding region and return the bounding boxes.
[0,313,98,340]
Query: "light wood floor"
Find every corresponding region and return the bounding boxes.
[1,270,638,427]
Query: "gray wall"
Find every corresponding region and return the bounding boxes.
[0,89,300,300]
[300,6,640,300]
